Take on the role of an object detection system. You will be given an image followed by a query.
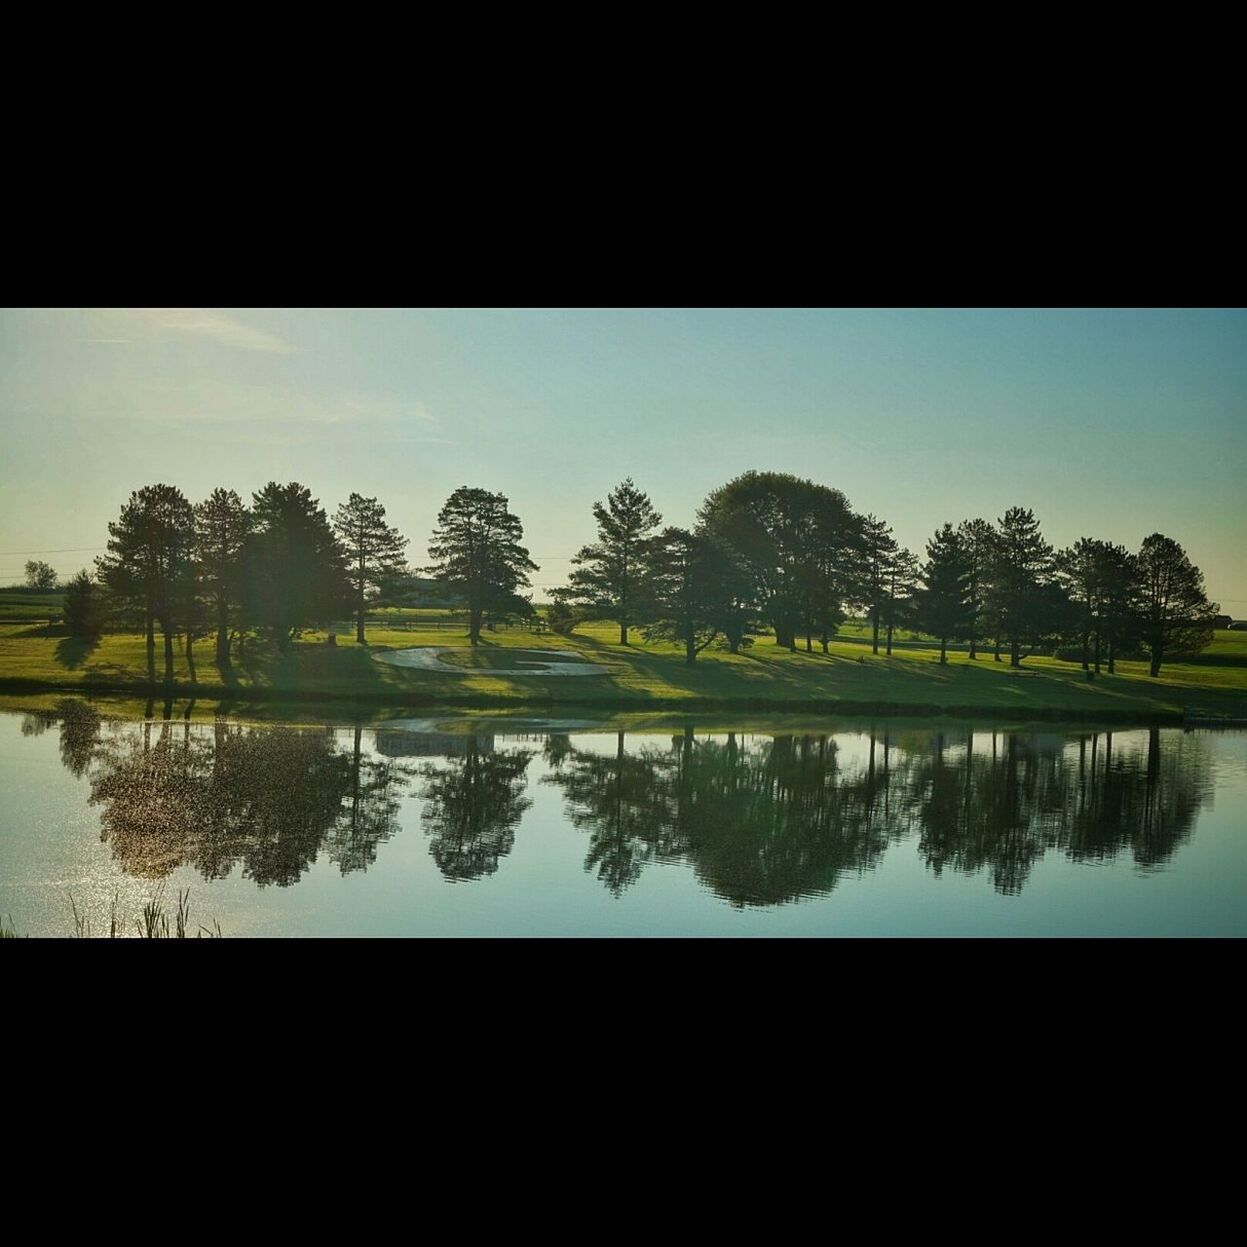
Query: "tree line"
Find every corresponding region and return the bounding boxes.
[60,471,1219,681]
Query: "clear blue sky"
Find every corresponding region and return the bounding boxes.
[1,307,1243,610]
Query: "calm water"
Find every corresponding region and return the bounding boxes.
[2,704,1245,937]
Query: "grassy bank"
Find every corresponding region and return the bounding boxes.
[2,620,1245,723]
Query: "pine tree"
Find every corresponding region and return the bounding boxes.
[914,524,971,664]
[244,483,351,649]
[333,493,409,644]
[426,488,538,645]
[63,569,104,638]
[956,518,997,659]
[96,484,194,681]
[859,514,898,655]
[986,507,1057,667]
[555,478,661,645]
[194,488,250,663]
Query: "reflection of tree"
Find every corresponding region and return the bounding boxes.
[56,699,101,778]
[543,732,675,894]
[546,728,896,906]
[83,719,412,886]
[548,724,1214,903]
[418,740,533,881]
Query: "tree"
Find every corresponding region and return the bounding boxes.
[1094,542,1140,674]
[24,560,58,589]
[554,478,662,645]
[1135,534,1217,677]
[881,547,919,655]
[1055,538,1104,673]
[63,570,105,638]
[913,524,972,664]
[858,515,898,655]
[699,472,856,650]
[985,507,1059,667]
[333,493,409,644]
[243,482,351,649]
[426,488,538,645]
[96,484,195,681]
[642,527,752,664]
[956,519,997,660]
[194,488,250,663]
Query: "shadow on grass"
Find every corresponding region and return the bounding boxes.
[55,634,101,669]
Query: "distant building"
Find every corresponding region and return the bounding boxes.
[1214,614,1232,629]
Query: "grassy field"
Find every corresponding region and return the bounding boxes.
[2,616,1245,723]
[0,588,65,623]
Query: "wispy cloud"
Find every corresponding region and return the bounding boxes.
[77,337,132,345]
[146,309,296,354]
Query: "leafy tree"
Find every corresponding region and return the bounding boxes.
[24,560,58,589]
[554,478,662,645]
[426,487,538,645]
[194,488,250,663]
[643,527,753,664]
[699,471,855,650]
[1055,538,1105,673]
[243,482,351,650]
[913,524,972,663]
[96,484,195,680]
[956,518,997,659]
[333,493,409,644]
[1135,534,1217,677]
[63,570,105,638]
[985,507,1059,667]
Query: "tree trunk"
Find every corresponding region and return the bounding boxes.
[146,610,155,652]
[968,633,977,660]
[619,622,629,646]
[805,629,812,652]
[685,636,696,665]
[994,636,1002,662]
[357,582,366,644]
[216,597,229,665]
[940,637,947,664]
[1108,637,1115,675]
[469,606,483,645]
[1093,632,1101,675]
[1149,651,1162,678]
[1081,630,1089,671]
[872,613,879,655]
[886,623,894,656]
[774,621,794,648]
[163,625,175,681]
[1010,639,1020,668]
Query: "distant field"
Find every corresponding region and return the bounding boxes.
[0,588,65,623]
[1,614,1244,723]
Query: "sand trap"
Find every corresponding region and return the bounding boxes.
[372,646,608,677]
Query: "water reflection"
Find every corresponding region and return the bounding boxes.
[544,725,1214,902]
[33,705,1217,903]
[81,714,413,886]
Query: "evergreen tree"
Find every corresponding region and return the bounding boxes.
[554,478,662,645]
[1136,533,1217,677]
[243,482,351,649]
[986,507,1058,667]
[426,488,538,645]
[63,570,104,638]
[882,547,919,655]
[643,528,752,664]
[194,488,250,663]
[333,493,409,644]
[1094,542,1140,674]
[96,484,194,680]
[913,524,972,663]
[858,514,898,655]
[956,518,997,659]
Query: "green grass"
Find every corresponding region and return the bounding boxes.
[0,588,65,623]
[2,619,1245,723]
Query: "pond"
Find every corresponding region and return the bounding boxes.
[1,703,1244,936]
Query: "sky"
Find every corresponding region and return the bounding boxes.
[1,307,1243,611]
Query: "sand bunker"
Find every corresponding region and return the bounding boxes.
[372,646,608,677]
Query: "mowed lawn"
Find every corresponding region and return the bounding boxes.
[2,617,1245,720]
